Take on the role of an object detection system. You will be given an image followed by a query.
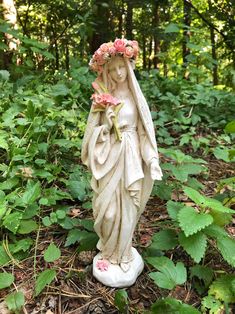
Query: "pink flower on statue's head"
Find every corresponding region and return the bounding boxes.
[114,38,126,53]
[96,259,109,271]
[132,40,139,57]
[109,46,116,56]
[124,46,134,58]
[100,43,109,52]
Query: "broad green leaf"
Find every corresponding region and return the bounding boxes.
[216,236,235,267]
[0,177,19,190]
[11,238,33,253]
[190,265,213,288]
[201,295,223,313]
[151,229,178,250]
[79,219,94,231]
[204,197,234,213]
[225,120,235,133]
[183,187,205,205]
[51,84,70,96]
[3,212,22,234]
[65,229,89,247]
[179,231,207,263]
[187,42,203,51]
[166,200,183,220]
[56,209,66,219]
[68,180,87,201]
[77,232,99,252]
[44,243,61,262]
[35,269,56,296]
[165,23,180,33]
[114,289,128,313]
[147,256,187,290]
[0,137,8,150]
[17,219,38,234]
[210,209,232,226]
[42,216,52,227]
[0,202,7,219]
[152,181,173,200]
[0,273,14,289]
[6,291,25,312]
[151,297,200,314]
[209,275,235,303]
[177,206,213,236]
[204,224,228,239]
[22,204,39,219]
[0,246,11,266]
[21,181,41,205]
[213,147,230,162]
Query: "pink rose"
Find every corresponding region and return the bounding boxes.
[109,46,116,55]
[124,46,134,58]
[102,94,120,106]
[114,38,126,53]
[91,93,103,104]
[96,259,109,271]
[100,43,109,52]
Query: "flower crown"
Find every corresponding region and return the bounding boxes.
[89,38,139,74]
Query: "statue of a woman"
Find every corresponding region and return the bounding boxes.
[81,39,162,287]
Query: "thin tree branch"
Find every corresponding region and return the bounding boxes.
[185,0,233,50]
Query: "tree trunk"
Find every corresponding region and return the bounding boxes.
[148,37,153,70]
[142,36,146,69]
[152,2,160,69]
[89,0,112,54]
[117,0,124,37]
[182,0,191,79]
[2,0,19,68]
[65,40,69,71]
[126,0,133,39]
[208,0,218,85]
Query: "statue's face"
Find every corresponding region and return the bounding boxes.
[108,56,127,83]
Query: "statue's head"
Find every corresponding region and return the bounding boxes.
[89,38,139,75]
[107,56,128,84]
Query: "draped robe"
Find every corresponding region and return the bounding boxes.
[82,89,159,264]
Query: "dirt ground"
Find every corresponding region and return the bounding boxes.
[0,157,234,314]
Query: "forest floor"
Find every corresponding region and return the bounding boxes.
[0,156,234,314]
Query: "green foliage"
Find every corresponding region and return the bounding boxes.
[178,207,213,236]
[114,289,129,313]
[150,229,178,251]
[44,243,61,263]
[151,297,200,313]
[207,275,235,304]
[147,256,187,290]
[190,265,214,294]
[35,269,57,296]
[5,291,25,313]
[0,273,14,289]
[178,231,207,263]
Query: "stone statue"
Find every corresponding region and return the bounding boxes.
[81,39,162,287]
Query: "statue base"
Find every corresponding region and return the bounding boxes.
[93,247,144,288]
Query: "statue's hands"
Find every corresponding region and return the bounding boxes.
[150,158,163,181]
[104,106,115,130]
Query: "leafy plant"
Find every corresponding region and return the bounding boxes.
[147,256,187,290]
[151,297,200,313]
[114,289,129,313]
[152,148,207,200]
